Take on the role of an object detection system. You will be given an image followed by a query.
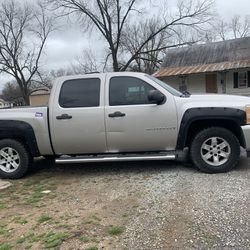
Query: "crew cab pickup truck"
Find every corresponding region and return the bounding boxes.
[1,72,250,179]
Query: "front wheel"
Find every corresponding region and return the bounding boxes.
[0,139,31,179]
[190,127,240,173]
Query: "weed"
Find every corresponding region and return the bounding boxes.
[108,226,125,235]
[16,235,29,244]
[0,223,10,237]
[0,243,12,250]
[43,232,69,248]
[37,214,52,224]
[14,216,28,225]
[80,235,89,243]
[91,236,99,243]
[30,233,45,242]
[0,204,7,209]
[85,246,98,250]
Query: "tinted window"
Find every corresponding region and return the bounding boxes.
[109,76,155,106]
[59,78,100,108]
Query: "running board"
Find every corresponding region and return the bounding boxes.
[55,153,176,164]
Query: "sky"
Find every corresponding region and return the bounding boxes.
[0,0,250,89]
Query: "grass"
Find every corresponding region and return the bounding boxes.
[80,235,89,243]
[14,216,28,225]
[43,232,69,248]
[0,204,7,209]
[0,243,12,250]
[0,223,10,237]
[16,235,29,244]
[16,232,46,245]
[37,214,52,224]
[108,226,125,236]
[85,247,98,250]
[0,163,131,250]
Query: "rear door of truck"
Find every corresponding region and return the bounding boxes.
[49,74,107,155]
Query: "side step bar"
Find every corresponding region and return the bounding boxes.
[55,153,176,164]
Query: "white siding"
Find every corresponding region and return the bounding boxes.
[162,74,206,93]
[225,68,250,96]
[161,68,250,96]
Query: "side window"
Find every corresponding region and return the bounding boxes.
[59,78,100,108]
[109,76,155,106]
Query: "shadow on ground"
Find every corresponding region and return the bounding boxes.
[28,154,249,178]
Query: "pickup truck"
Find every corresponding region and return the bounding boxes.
[1,72,250,179]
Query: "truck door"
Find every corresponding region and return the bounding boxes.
[105,74,178,153]
[50,75,107,155]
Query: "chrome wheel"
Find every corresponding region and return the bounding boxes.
[200,137,231,166]
[0,147,20,173]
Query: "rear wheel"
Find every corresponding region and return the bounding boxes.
[190,127,240,173]
[0,139,31,179]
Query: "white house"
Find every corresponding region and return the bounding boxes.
[0,98,10,108]
[154,37,250,96]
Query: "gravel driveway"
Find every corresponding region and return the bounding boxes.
[0,154,250,250]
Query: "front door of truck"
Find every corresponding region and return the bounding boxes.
[105,74,178,153]
[50,75,107,155]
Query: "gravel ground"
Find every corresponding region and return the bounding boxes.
[1,154,250,250]
[119,156,250,250]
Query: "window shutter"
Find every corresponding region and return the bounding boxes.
[248,71,250,87]
[233,72,238,88]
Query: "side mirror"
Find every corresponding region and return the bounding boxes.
[148,90,166,105]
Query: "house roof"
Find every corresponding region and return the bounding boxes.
[30,88,51,96]
[155,37,250,78]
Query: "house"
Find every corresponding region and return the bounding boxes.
[154,37,250,96]
[29,88,50,106]
[0,98,11,108]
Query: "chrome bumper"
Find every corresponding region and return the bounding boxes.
[241,125,250,156]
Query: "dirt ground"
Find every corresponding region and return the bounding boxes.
[0,155,250,250]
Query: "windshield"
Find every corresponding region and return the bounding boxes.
[145,74,183,97]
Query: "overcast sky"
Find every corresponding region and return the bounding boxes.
[0,0,250,89]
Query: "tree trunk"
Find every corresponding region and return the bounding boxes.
[22,86,30,106]
[23,95,30,106]
[111,49,120,72]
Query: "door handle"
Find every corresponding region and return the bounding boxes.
[108,111,126,118]
[56,114,72,120]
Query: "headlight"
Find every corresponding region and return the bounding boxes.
[246,105,250,124]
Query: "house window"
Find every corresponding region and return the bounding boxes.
[238,72,247,88]
[234,71,250,88]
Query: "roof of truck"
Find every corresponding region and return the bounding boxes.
[55,71,146,82]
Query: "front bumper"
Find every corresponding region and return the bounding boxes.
[241,125,250,156]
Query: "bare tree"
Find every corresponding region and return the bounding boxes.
[71,50,99,74]
[49,0,214,72]
[0,0,54,105]
[231,15,250,39]
[208,15,250,42]
[1,81,23,105]
[122,19,197,74]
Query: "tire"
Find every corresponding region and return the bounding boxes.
[190,127,240,173]
[0,139,31,179]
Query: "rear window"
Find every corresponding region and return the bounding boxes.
[59,78,100,108]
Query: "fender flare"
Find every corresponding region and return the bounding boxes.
[0,120,40,156]
[176,107,246,150]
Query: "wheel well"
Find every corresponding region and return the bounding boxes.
[0,136,32,155]
[185,119,246,148]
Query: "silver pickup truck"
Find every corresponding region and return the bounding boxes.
[1,72,250,178]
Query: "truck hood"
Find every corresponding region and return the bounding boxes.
[175,93,250,114]
[188,94,250,104]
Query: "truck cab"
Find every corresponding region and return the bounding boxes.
[50,72,178,155]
